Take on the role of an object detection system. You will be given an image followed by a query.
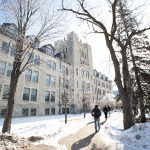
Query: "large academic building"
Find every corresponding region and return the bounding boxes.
[0,23,112,118]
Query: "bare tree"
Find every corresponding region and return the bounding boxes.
[61,0,150,129]
[0,0,64,133]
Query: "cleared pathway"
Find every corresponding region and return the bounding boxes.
[59,118,115,150]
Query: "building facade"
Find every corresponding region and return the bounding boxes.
[0,23,111,118]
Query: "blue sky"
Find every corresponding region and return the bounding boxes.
[0,0,150,83]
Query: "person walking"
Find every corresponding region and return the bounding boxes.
[107,106,111,117]
[91,105,101,133]
[103,105,108,120]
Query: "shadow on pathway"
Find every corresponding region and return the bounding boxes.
[71,133,96,150]
[87,120,106,125]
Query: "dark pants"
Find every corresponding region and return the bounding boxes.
[104,112,107,119]
[94,117,100,132]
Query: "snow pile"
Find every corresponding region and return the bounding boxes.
[0,133,30,150]
[117,123,150,149]
[105,111,150,150]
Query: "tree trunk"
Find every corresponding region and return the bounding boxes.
[2,37,22,133]
[106,41,135,130]
[2,69,20,133]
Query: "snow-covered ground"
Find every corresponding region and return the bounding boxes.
[0,111,150,150]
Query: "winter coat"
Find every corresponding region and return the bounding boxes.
[91,107,101,118]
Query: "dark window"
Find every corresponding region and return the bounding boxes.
[34,55,40,65]
[28,53,34,63]
[0,109,7,118]
[103,90,105,95]
[2,85,10,99]
[62,108,69,114]
[0,84,2,93]
[22,108,29,116]
[51,91,55,102]
[66,67,68,76]
[0,61,6,75]
[45,74,50,85]
[32,71,39,83]
[51,76,56,86]
[6,63,13,77]
[30,108,36,116]
[25,69,32,81]
[31,89,37,101]
[51,108,55,114]
[23,88,30,101]
[45,91,50,101]
[45,108,50,115]
[10,47,16,57]
[1,42,10,52]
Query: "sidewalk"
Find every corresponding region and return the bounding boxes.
[58,118,115,150]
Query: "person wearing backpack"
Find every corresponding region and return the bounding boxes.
[91,105,101,133]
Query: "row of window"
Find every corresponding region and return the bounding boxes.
[0,84,56,102]
[0,42,57,69]
[94,79,110,88]
[23,87,56,102]
[0,61,13,77]
[0,107,56,117]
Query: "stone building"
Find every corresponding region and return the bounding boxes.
[0,23,111,118]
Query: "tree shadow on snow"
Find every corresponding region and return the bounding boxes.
[71,133,96,150]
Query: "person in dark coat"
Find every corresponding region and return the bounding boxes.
[91,105,101,133]
[107,106,111,117]
[103,105,108,120]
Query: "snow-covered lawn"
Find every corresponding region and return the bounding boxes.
[0,111,150,150]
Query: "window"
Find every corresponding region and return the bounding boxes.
[76,68,78,76]
[22,108,29,116]
[103,90,106,95]
[45,108,50,115]
[0,84,2,93]
[30,108,36,116]
[28,53,34,63]
[86,83,90,91]
[47,60,51,69]
[0,61,6,75]
[32,71,39,83]
[1,42,10,52]
[45,74,50,85]
[61,78,65,88]
[82,82,85,90]
[2,85,10,99]
[61,65,65,75]
[10,47,16,57]
[81,70,84,77]
[52,62,56,70]
[51,108,55,114]
[51,76,56,86]
[23,88,30,101]
[34,55,40,65]
[31,89,37,101]
[0,109,7,118]
[51,91,55,102]
[6,63,13,77]
[45,91,50,101]
[25,69,32,81]
[66,67,68,76]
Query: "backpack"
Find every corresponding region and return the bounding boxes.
[93,108,101,117]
